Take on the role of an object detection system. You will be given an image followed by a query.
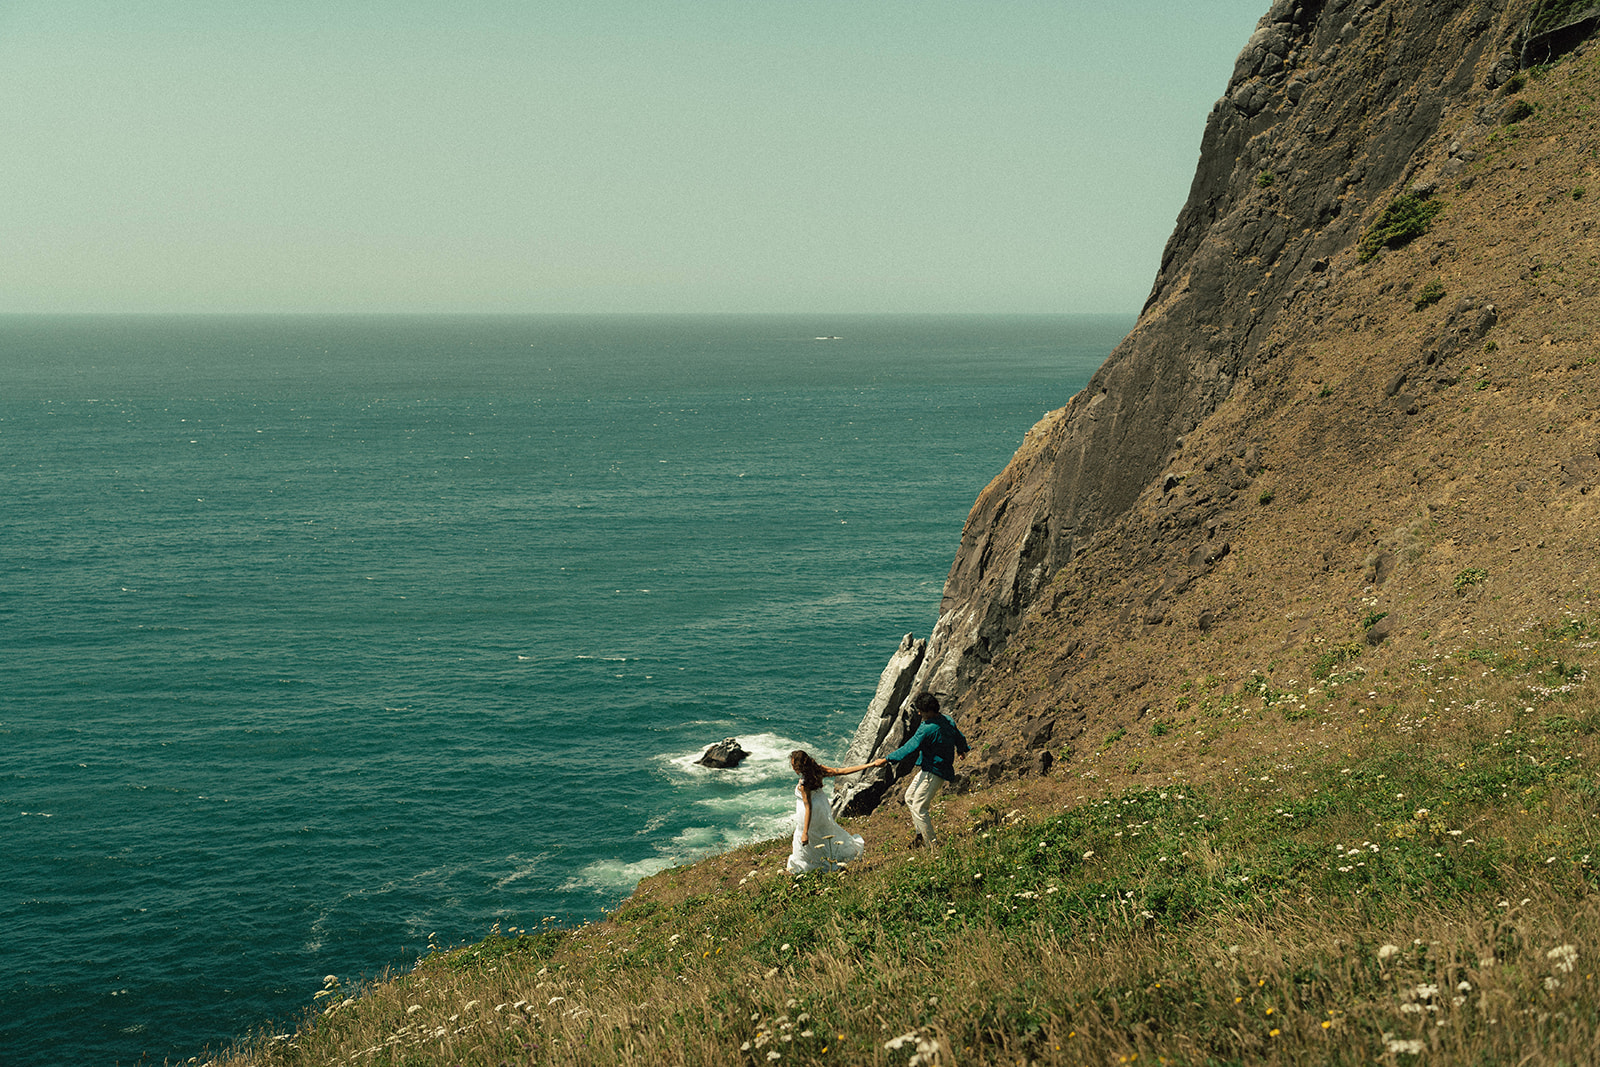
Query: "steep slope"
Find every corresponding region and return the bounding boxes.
[848,0,1600,800]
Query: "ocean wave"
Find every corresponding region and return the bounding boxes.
[564,818,787,893]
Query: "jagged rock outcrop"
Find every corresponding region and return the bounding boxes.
[695,738,750,769]
[829,634,924,817]
[904,0,1557,712]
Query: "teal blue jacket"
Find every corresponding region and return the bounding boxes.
[886,714,970,782]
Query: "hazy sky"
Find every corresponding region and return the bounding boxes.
[0,1,1268,314]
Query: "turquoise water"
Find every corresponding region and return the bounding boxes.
[0,314,1126,1064]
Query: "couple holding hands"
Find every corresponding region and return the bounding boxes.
[786,692,969,873]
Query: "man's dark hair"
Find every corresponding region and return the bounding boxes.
[910,692,940,716]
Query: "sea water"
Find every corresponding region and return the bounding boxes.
[0,313,1127,1064]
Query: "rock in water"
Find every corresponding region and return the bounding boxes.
[696,738,749,769]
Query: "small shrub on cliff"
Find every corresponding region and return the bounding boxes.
[1358,194,1444,262]
[1503,98,1537,124]
[1413,279,1446,310]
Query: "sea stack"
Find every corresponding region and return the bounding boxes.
[695,738,750,769]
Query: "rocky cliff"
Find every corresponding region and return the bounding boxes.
[840,0,1600,810]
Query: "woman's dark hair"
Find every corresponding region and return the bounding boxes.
[790,749,825,792]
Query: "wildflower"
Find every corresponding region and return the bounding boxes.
[884,1028,941,1066]
[1269,1028,1280,1037]
[1414,984,1439,1000]
[1378,944,1401,961]
[1385,1036,1425,1054]
[1321,1020,1332,1029]
[1549,945,1580,972]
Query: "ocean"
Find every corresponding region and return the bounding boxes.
[0,313,1127,1064]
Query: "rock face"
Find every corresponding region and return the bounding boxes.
[834,0,1600,813]
[829,634,925,818]
[905,0,1537,711]
[695,738,750,769]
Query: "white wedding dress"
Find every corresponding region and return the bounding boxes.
[786,784,866,873]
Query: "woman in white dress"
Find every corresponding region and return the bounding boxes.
[786,750,876,873]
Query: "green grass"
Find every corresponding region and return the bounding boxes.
[1529,0,1600,35]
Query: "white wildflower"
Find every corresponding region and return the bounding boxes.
[1548,944,1579,973]
[1378,944,1401,961]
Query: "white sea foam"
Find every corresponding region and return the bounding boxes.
[661,731,810,784]
[491,855,544,891]
[567,824,754,891]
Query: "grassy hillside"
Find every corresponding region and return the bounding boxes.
[206,18,1600,1067]
[210,618,1598,1065]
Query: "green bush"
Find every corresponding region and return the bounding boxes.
[1358,194,1444,262]
[1413,279,1446,310]
[1503,98,1536,124]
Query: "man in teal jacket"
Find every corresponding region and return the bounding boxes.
[874,692,969,847]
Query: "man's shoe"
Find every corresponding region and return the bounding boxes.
[909,833,925,849]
